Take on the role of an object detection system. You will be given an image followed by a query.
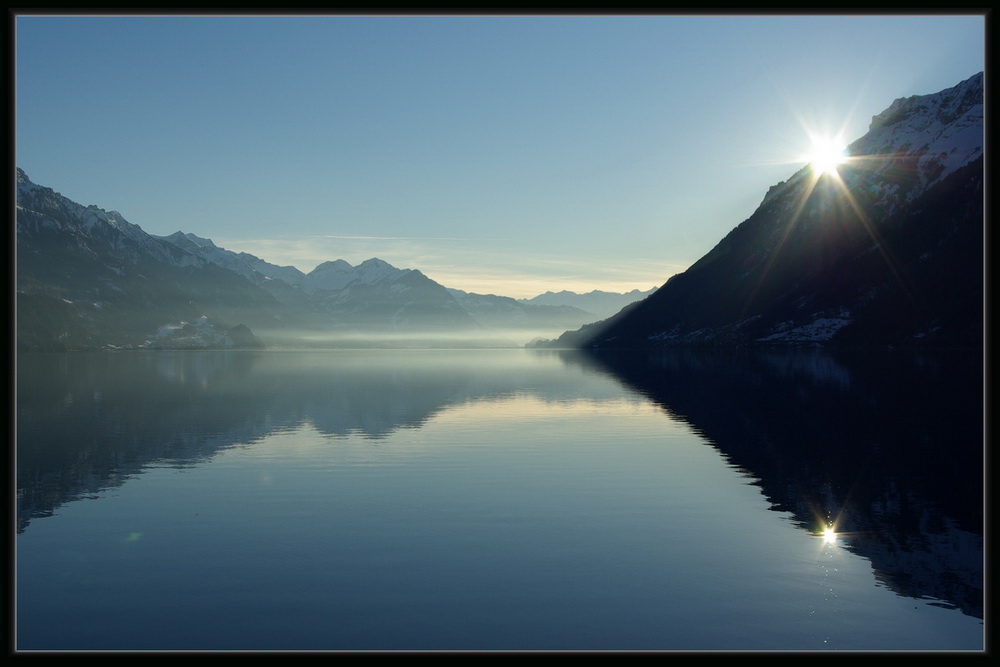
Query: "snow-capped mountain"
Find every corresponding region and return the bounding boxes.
[156,231,309,288]
[304,257,407,293]
[17,170,574,349]
[543,72,983,350]
[449,288,599,333]
[17,169,203,270]
[302,259,356,291]
[153,232,645,342]
[157,233,414,294]
[15,170,480,349]
[519,288,655,320]
[852,72,983,211]
[306,266,481,335]
[16,169,298,350]
[153,233,481,339]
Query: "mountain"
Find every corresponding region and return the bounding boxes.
[15,168,296,350]
[542,73,984,350]
[519,288,655,320]
[155,233,417,295]
[448,288,599,335]
[15,170,477,349]
[154,234,481,343]
[16,171,525,349]
[160,232,609,340]
[156,231,309,288]
[305,266,480,336]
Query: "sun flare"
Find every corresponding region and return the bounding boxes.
[804,134,848,177]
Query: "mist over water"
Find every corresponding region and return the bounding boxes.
[254,326,576,350]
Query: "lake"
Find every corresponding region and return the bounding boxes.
[15,347,984,652]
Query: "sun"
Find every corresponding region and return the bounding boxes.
[804,134,848,177]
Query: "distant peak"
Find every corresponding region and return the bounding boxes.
[167,231,217,247]
[16,168,44,195]
[867,71,983,132]
[310,259,354,273]
[356,258,406,275]
[359,257,393,268]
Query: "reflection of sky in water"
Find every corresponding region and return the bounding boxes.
[16,350,983,651]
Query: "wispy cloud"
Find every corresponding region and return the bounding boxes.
[312,235,487,242]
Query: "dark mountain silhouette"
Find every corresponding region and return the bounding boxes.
[541,73,983,350]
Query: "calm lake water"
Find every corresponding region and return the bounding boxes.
[15,348,983,652]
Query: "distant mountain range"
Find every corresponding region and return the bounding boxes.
[518,288,655,321]
[538,72,983,350]
[14,172,643,350]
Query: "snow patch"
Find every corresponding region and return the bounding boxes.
[758,316,852,343]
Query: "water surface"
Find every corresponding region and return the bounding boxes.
[16,348,983,651]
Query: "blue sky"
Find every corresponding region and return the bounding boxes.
[15,14,985,298]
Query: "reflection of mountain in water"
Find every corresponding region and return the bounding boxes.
[570,348,983,619]
[15,350,623,533]
[17,348,982,620]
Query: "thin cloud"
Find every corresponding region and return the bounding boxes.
[312,235,488,242]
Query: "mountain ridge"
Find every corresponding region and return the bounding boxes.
[15,171,646,349]
[536,72,983,351]
[519,288,656,320]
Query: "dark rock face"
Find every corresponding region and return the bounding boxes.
[553,74,983,351]
[225,324,266,349]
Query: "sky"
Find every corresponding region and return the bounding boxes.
[14,13,986,298]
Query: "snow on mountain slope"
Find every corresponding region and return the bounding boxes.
[303,257,409,292]
[16,170,299,350]
[17,168,202,269]
[156,231,309,287]
[157,232,411,295]
[842,71,983,219]
[856,73,982,189]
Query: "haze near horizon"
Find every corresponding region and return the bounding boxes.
[14,14,985,299]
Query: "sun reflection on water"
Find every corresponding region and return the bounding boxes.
[812,515,842,546]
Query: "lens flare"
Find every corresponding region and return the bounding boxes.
[803,134,848,177]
